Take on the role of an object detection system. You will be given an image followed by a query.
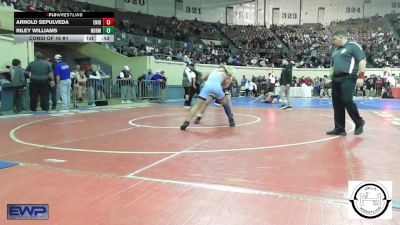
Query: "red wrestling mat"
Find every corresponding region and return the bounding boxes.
[0,104,399,224]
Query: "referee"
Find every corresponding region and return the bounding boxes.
[279,59,293,109]
[25,52,55,111]
[182,62,196,107]
[327,30,365,136]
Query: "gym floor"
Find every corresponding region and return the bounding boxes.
[0,97,399,224]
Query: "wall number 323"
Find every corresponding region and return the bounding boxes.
[282,13,297,19]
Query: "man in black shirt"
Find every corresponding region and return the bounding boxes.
[279,59,293,109]
[25,52,55,111]
[327,30,365,135]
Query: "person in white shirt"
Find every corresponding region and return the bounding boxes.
[70,65,87,105]
[182,62,196,107]
[268,73,277,92]
[245,80,257,97]
[119,65,135,103]
[87,64,109,105]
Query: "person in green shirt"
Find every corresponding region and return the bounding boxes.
[327,30,365,135]
[25,52,55,111]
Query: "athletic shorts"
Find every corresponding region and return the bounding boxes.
[199,83,224,100]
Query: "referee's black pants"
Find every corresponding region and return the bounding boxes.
[29,79,49,111]
[183,86,195,106]
[332,75,363,131]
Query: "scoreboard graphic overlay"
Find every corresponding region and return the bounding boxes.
[14,12,114,42]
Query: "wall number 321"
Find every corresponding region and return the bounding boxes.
[185,6,201,14]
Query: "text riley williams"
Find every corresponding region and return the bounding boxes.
[15,28,58,34]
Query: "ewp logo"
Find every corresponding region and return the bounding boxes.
[7,204,49,220]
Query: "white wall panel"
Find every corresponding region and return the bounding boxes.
[267,0,300,25]
[76,0,400,25]
[148,0,175,17]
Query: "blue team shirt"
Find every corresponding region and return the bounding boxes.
[54,61,70,80]
[151,73,163,81]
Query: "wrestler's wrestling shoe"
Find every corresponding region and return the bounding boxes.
[180,121,190,130]
[194,116,202,124]
[229,118,235,127]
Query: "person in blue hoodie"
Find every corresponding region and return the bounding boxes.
[151,70,163,99]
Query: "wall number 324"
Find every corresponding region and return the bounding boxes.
[346,7,361,13]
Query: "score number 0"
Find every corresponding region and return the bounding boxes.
[102,18,115,34]
[102,18,115,26]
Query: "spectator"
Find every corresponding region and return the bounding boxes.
[86,64,100,106]
[151,70,164,99]
[71,65,86,103]
[240,75,247,87]
[268,73,276,92]
[312,77,321,97]
[145,69,153,97]
[159,70,167,98]
[230,76,238,97]
[365,74,376,97]
[375,75,383,97]
[387,73,396,87]
[320,75,332,98]
[10,58,26,113]
[45,57,58,110]
[304,76,313,86]
[137,73,147,98]
[245,80,257,97]
[54,54,71,111]
[118,65,135,103]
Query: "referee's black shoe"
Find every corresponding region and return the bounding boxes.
[326,129,346,136]
[354,120,365,135]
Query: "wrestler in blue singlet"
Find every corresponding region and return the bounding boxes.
[198,70,225,101]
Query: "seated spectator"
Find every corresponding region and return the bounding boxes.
[304,76,313,86]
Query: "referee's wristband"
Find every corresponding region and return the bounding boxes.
[357,71,365,79]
